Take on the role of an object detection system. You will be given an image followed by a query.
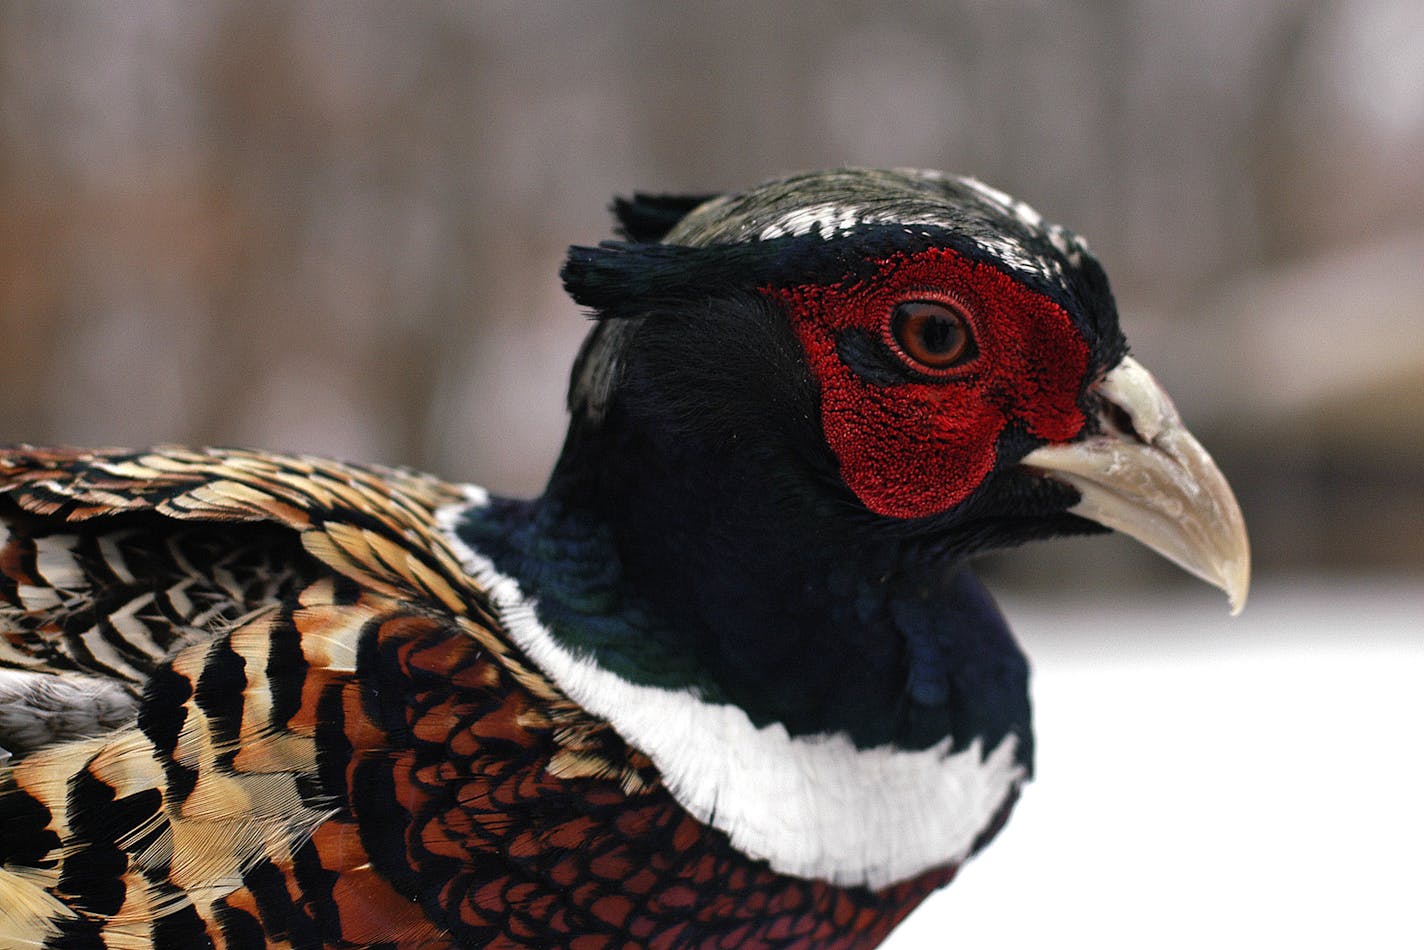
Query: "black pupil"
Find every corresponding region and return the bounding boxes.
[918,314,959,354]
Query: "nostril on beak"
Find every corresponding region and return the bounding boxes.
[1099,396,1142,443]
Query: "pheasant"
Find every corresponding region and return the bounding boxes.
[0,168,1248,949]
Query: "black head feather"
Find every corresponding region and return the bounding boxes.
[611,192,720,243]
[567,169,1125,368]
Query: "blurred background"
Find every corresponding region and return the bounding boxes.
[2,0,1422,584]
[0,2,1419,946]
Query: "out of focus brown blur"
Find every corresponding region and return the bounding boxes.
[2,2,1421,597]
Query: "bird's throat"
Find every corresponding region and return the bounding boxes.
[459,434,1032,760]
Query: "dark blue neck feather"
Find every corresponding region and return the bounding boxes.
[458,412,1033,768]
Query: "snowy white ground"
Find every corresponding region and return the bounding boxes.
[884,578,1422,949]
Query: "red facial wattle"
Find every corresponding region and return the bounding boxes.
[766,247,1091,520]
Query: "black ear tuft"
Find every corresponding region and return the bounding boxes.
[561,242,688,314]
[561,240,756,318]
[561,243,626,310]
[612,193,719,242]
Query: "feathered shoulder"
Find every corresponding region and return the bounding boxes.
[0,445,553,691]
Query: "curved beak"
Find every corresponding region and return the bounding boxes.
[1021,356,1251,614]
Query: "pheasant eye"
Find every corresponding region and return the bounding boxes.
[889,300,974,371]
